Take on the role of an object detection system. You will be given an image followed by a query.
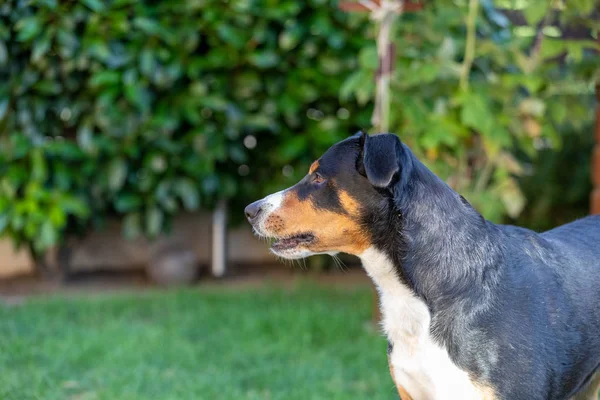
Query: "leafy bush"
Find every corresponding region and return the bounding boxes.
[0,0,597,266]
[0,135,90,261]
[0,0,371,259]
[341,0,598,222]
[515,120,594,231]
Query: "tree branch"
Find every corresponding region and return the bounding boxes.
[525,0,557,73]
[460,0,479,91]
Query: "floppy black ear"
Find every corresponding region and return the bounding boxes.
[357,132,401,188]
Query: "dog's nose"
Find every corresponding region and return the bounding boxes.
[244,200,263,223]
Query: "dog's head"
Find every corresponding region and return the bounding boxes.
[245,132,411,259]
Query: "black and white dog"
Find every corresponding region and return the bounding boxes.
[245,132,600,400]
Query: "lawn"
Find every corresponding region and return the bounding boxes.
[0,283,397,400]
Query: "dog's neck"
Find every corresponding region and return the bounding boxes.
[363,150,503,315]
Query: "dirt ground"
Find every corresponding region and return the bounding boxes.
[0,262,373,304]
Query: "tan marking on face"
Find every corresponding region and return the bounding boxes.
[338,189,360,214]
[308,160,319,175]
[263,188,370,255]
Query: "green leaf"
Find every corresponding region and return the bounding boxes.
[217,25,245,48]
[150,154,167,173]
[48,205,66,226]
[189,81,208,97]
[90,71,121,88]
[459,91,495,136]
[114,193,142,213]
[31,149,48,182]
[11,215,25,231]
[340,71,364,102]
[229,145,247,163]
[358,46,378,70]
[61,197,89,218]
[34,80,61,95]
[0,214,8,234]
[519,98,545,118]
[278,135,308,162]
[145,207,163,237]
[200,95,228,110]
[133,17,162,36]
[123,212,141,240]
[570,0,596,14]
[486,8,510,28]
[81,0,105,12]
[0,178,16,199]
[139,49,155,77]
[499,178,526,218]
[31,37,51,63]
[108,158,127,192]
[0,98,9,121]
[340,70,373,104]
[483,127,511,158]
[87,40,111,61]
[77,122,96,154]
[125,83,151,112]
[520,76,544,94]
[38,220,58,250]
[202,175,219,195]
[0,41,7,65]
[38,0,58,9]
[548,102,567,125]
[16,17,42,42]
[522,4,548,26]
[399,63,441,88]
[249,51,280,68]
[174,178,199,211]
[279,32,297,51]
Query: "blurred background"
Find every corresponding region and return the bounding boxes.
[0,0,598,399]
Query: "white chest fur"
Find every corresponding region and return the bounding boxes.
[359,247,485,400]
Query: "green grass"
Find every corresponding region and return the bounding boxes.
[0,284,397,400]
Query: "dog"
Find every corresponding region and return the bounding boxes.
[244,131,600,400]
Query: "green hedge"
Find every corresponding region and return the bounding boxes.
[0,0,371,256]
[1,0,597,263]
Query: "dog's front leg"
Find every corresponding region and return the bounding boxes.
[388,344,413,400]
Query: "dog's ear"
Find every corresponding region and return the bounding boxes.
[357,132,401,188]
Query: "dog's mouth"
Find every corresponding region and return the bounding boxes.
[271,233,315,252]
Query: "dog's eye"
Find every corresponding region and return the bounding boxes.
[313,173,325,184]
